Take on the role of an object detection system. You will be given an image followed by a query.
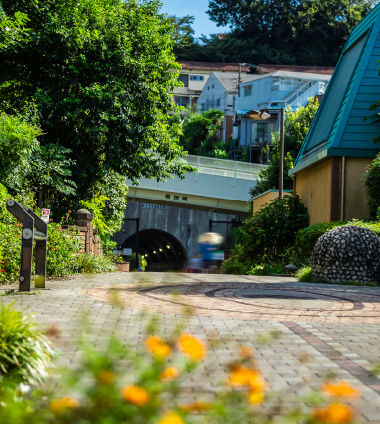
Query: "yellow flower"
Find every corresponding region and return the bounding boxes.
[121,385,150,406]
[178,334,206,360]
[160,366,180,381]
[158,411,185,424]
[50,397,80,413]
[146,335,171,358]
[96,370,115,386]
[180,401,212,412]
[248,390,264,405]
[322,381,360,398]
[312,403,353,424]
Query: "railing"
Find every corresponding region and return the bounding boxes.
[181,155,266,181]
[6,200,47,291]
[286,81,320,107]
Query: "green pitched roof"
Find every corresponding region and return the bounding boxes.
[291,4,380,175]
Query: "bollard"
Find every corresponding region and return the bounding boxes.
[6,200,47,291]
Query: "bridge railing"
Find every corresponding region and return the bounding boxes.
[181,155,267,180]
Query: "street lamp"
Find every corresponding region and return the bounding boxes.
[247,108,285,199]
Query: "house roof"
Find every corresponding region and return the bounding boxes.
[212,72,260,92]
[178,61,250,73]
[258,64,335,75]
[291,2,380,176]
[240,70,331,85]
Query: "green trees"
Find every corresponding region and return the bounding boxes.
[177,0,374,66]
[0,0,191,240]
[251,100,319,198]
[180,109,225,156]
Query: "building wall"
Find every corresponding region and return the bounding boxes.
[197,74,235,117]
[115,201,238,259]
[252,190,291,214]
[238,78,272,111]
[294,159,333,224]
[343,157,372,220]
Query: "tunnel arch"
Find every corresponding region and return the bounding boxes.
[122,229,188,271]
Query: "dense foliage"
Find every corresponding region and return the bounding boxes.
[222,193,309,274]
[363,153,380,219]
[176,0,374,66]
[0,303,53,387]
[180,109,225,156]
[250,100,319,198]
[0,0,191,226]
[288,221,347,266]
[0,183,115,284]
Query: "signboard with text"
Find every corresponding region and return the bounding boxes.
[41,209,50,224]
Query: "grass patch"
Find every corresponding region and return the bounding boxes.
[296,266,378,286]
[248,263,286,276]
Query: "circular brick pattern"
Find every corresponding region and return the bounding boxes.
[79,278,380,323]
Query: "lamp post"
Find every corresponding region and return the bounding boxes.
[247,108,285,199]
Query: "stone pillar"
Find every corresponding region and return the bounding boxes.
[74,209,94,254]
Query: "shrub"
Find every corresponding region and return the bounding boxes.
[288,221,347,266]
[223,193,308,274]
[295,266,314,282]
[46,223,82,277]
[74,254,116,274]
[364,153,380,219]
[0,302,53,387]
[248,263,285,276]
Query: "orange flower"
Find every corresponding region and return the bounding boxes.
[229,366,263,388]
[50,397,80,413]
[96,370,115,386]
[180,401,211,412]
[160,367,180,381]
[312,403,353,424]
[145,336,171,358]
[322,381,360,398]
[239,346,254,359]
[178,334,206,360]
[158,411,185,424]
[121,386,150,406]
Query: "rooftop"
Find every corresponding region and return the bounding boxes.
[212,72,260,92]
[258,64,334,75]
[241,70,332,85]
[178,61,250,73]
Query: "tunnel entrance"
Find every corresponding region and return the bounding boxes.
[122,229,187,271]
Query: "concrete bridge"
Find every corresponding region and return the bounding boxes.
[126,155,266,216]
[116,156,266,270]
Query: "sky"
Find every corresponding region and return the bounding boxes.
[159,0,228,38]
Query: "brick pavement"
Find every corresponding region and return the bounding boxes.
[2,272,380,423]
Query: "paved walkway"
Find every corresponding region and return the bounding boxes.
[2,272,380,423]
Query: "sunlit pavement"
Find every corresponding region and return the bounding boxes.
[2,272,380,422]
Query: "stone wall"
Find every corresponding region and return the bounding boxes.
[312,225,380,284]
[62,209,103,256]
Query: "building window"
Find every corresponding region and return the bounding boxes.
[178,74,189,87]
[216,98,220,107]
[272,77,303,91]
[244,85,252,96]
[190,75,205,81]
[174,96,189,107]
[255,123,268,142]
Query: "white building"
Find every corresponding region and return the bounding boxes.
[197,72,256,141]
[235,70,331,163]
[172,62,250,108]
